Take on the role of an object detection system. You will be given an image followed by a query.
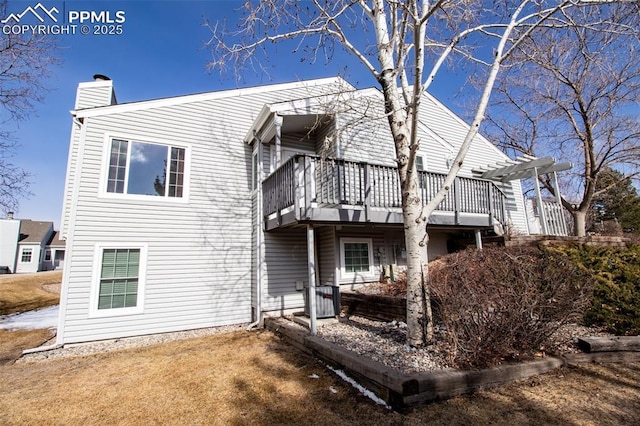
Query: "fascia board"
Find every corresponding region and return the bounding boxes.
[73,77,348,119]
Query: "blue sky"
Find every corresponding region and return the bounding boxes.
[3,0,471,228]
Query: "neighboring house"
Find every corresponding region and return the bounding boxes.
[57,75,566,344]
[0,214,64,273]
[43,231,66,271]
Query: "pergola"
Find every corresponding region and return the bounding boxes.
[473,155,572,235]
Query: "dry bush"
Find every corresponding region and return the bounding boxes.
[429,246,594,369]
[600,220,624,236]
[379,270,407,296]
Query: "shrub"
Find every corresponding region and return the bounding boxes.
[429,246,594,369]
[551,244,640,335]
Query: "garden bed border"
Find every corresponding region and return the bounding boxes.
[265,317,640,411]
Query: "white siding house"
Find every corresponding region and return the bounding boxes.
[0,216,58,274]
[58,76,539,344]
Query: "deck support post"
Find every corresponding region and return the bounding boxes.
[475,230,483,250]
[307,224,317,335]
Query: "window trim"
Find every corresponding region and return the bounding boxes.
[99,133,191,203]
[89,243,148,318]
[339,237,376,282]
[20,248,33,263]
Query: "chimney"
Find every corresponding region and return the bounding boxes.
[7,212,13,220]
[74,74,118,109]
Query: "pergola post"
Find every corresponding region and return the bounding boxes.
[474,156,573,236]
[532,167,549,235]
[551,171,568,235]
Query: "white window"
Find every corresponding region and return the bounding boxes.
[416,156,425,172]
[90,244,147,317]
[339,238,375,281]
[20,248,32,263]
[106,138,186,198]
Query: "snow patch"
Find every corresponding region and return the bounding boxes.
[0,305,59,330]
[326,365,391,409]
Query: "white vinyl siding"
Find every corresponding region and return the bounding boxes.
[59,79,345,344]
[336,92,528,233]
[261,229,308,312]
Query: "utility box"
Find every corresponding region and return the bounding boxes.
[304,285,340,319]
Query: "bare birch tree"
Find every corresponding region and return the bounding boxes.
[485,2,640,236]
[206,0,626,346]
[0,0,58,213]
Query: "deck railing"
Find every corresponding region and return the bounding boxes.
[263,155,507,225]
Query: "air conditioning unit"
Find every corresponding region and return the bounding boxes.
[304,285,340,319]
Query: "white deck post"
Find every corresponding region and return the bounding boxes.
[307,224,317,335]
[475,229,483,250]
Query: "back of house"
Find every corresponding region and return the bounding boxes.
[58,76,535,345]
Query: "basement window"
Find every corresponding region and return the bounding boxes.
[339,238,375,282]
[90,244,147,317]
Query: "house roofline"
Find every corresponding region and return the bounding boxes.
[72,76,349,119]
[243,86,381,143]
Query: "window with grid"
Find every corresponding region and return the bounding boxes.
[107,139,185,198]
[340,238,374,281]
[20,248,32,263]
[98,249,140,310]
[343,242,371,273]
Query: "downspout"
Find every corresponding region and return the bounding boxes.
[247,139,263,331]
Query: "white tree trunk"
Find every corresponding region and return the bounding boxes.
[574,210,588,237]
[377,73,434,345]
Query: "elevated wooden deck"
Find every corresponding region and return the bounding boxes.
[262,155,507,231]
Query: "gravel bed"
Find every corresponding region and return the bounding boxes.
[316,315,611,374]
[18,323,250,363]
[317,316,452,373]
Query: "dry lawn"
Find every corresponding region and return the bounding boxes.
[1,330,638,425]
[0,328,54,365]
[0,270,61,315]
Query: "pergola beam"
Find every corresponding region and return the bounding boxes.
[479,156,555,180]
[500,161,573,182]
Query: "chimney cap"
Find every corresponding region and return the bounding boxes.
[93,74,111,81]
[7,211,14,219]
